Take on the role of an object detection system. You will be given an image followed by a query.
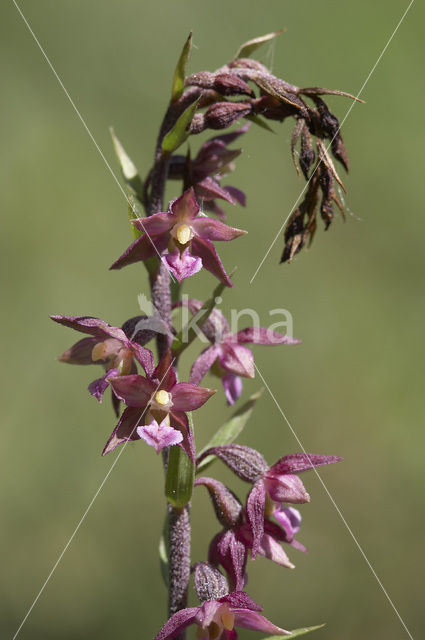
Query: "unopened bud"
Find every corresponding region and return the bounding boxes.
[195,477,243,528]
[193,562,229,602]
[204,102,252,130]
[198,444,268,483]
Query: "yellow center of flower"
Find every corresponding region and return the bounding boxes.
[154,390,170,406]
[175,223,192,245]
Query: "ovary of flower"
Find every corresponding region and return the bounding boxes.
[174,223,193,246]
[155,390,171,406]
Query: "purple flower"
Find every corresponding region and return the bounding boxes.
[50,315,154,412]
[244,452,341,556]
[171,125,249,221]
[197,445,341,556]
[208,517,303,592]
[180,299,300,404]
[196,477,303,590]
[104,352,215,460]
[153,591,289,640]
[273,506,302,541]
[110,188,246,286]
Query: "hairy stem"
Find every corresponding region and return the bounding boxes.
[147,96,200,634]
[167,504,191,618]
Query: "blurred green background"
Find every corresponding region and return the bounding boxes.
[1,1,424,638]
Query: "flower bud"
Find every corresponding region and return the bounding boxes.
[121,315,157,346]
[186,72,253,97]
[193,562,229,602]
[197,445,268,483]
[204,102,252,130]
[195,477,243,528]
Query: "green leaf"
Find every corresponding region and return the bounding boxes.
[158,516,169,587]
[171,32,192,102]
[264,624,325,639]
[233,29,285,60]
[171,278,182,306]
[110,127,144,203]
[245,114,275,133]
[165,445,195,508]
[171,270,235,357]
[162,97,200,155]
[196,389,263,474]
[165,413,195,508]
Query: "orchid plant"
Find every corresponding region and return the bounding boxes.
[51,31,359,639]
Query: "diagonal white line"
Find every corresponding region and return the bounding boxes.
[249,0,415,284]
[254,362,415,640]
[11,0,177,281]
[12,358,176,639]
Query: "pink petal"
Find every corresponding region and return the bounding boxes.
[264,474,310,504]
[109,374,154,407]
[102,406,143,455]
[220,343,254,378]
[171,383,216,411]
[232,609,289,635]
[137,418,183,453]
[191,217,246,241]
[51,315,127,342]
[153,607,199,640]
[222,374,243,405]
[91,338,123,361]
[170,187,199,221]
[195,600,223,629]
[246,480,266,558]
[222,591,262,612]
[273,506,302,538]
[236,327,301,346]
[270,453,342,475]
[223,185,246,206]
[131,212,173,235]
[109,234,165,270]
[195,176,238,204]
[162,248,202,282]
[130,343,155,377]
[57,337,98,364]
[256,532,295,568]
[209,531,247,593]
[153,352,177,389]
[189,345,220,384]
[191,236,233,286]
[88,368,118,402]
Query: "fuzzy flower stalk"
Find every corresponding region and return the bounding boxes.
[51,30,357,639]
